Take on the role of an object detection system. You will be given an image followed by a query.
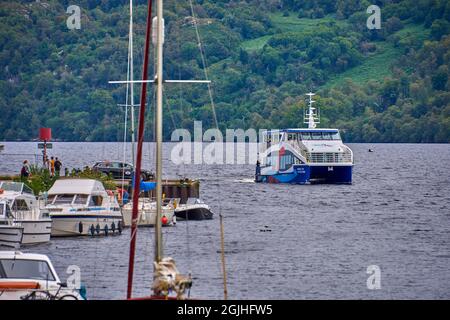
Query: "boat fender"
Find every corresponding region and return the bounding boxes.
[111,222,116,233]
[89,224,95,236]
[118,221,122,234]
[104,224,109,236]
[95,224,100,234]
[78,221,83,234]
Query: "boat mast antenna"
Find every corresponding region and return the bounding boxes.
[304,92,319,129]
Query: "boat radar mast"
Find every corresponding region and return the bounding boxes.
[304,92,319,129]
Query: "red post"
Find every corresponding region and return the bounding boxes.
[127,0,153,300]
[39,128,52,167]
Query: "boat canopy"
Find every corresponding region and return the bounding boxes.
[47,179,106,195]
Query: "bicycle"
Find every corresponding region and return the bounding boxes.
[20,282,79,300]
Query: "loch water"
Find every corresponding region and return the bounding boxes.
[1,142,449,299]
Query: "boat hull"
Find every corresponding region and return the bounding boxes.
[0,225,24,248]
[122,205,175,227]
[50,213,123,237]
[257,164,352,184]
[174,206,213,220]
[15,219,52,245]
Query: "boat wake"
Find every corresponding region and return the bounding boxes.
[235,178,256,183]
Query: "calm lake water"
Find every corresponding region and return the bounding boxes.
[0,142,449,299]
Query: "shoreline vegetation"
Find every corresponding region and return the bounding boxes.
[0,166,117,195]
[0,1,448,143]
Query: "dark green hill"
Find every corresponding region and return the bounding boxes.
[0,0,449,142]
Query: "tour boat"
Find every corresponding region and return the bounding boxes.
[174,198,213,221]
[0,251,85,300]
[0,181,52,245]
[255,92,353,184]
[45,179,123,237]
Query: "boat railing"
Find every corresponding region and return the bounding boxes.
[285,139,353,164]
[305,150,353,163]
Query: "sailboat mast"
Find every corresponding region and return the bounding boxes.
[154,0,163,263]
[129,0,136,165]
[126,0,153,300]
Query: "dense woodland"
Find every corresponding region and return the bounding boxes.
[0,0,449,142]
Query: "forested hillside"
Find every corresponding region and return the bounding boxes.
[0,0,449,142]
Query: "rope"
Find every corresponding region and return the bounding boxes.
[188,0,227,299]
[188,0,219,129]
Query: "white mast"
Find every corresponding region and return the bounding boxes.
[305,92,319,129]
[154,0,164,262]
[129,0,136,166]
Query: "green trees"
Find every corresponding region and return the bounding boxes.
[0,0,448,143]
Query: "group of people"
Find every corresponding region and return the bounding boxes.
[46,156,63,177]
[20,156,63,179]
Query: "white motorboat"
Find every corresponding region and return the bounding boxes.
[0,251,85,300]
[45,179,123,237]
[174,198,213,221]
[0,201,23,249]
[0,181,52,245]
[122,198,175,227]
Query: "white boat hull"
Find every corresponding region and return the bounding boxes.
[122,204,175,227]
[15,219,52,245]
[0,225,24,248]
[50,213,123,237]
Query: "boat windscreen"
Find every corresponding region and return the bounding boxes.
[0,182,22,192]
[0,259,56,281]
[53,194,75,205]
[73,194,88,205]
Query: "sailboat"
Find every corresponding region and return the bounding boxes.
[117,0,175,229]
[111,0,229,300]
[111,0,203,299]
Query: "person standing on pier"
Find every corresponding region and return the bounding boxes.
[50,156,55,177]
[55,157,62,177]
[20,160,31,179]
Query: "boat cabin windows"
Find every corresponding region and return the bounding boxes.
[298,131,341,141]
[0,202,7,218]
[89,195,103,206]
[0,182,33,195]
[53,194,75,205]
[11,199,29,211]
[279,150,296,171]
[0,182,22,193]
[73,195,88,205]
[0,259,56,281]
[264,151,301,169]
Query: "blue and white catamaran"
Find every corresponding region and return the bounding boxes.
[255,93,353,184]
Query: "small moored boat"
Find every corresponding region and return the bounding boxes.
[174,198,213,221]
[0,201,23,249]
[0,181,52,245]
[45,179,123,237]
